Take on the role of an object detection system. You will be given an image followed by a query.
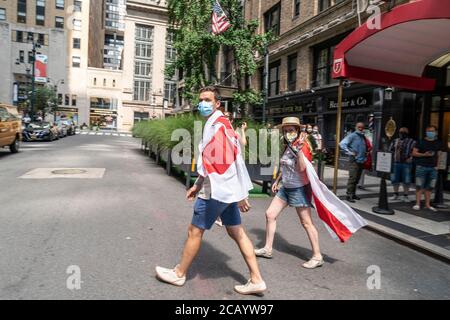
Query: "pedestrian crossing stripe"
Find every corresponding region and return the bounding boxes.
[78,131,132,137]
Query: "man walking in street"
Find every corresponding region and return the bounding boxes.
[389,127,416,202]
[155,86,267,295]
[412,125,443,212]
[339,122,368,203]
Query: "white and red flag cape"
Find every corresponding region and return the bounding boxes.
[301,149,368,242]
[197,110,253,203]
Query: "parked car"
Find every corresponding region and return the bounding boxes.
[0,104,21,153]
[54,121,68,138]
[22,121,58,142]
[60,119,76,136]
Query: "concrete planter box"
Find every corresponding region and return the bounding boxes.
[140,140,273,193]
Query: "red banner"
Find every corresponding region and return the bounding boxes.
[34,54,48,83]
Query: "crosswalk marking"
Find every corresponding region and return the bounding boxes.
[77,131,132,137]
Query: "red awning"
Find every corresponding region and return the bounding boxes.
[332,0,450,91]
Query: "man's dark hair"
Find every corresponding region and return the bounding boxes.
[199,86,221,102]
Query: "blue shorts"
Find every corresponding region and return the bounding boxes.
[276,185,312,208]
[191,198,241,230]
[391,163,413,185]
[415,166,437,191]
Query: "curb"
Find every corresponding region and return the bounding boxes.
[363,220,450,263]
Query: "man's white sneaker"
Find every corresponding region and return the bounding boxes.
[427,206,438,212]
[413,205,421,211]
[155,265,186,287]
[234,280,267,295]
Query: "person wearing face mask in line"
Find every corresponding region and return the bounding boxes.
[311,125,326,179]
[389,128,416,203]
[339,122,369,203]
[412,125,444,212]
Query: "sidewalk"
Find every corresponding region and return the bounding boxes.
[321,166,450,261]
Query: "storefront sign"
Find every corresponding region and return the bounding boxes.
[267,101,315,116]
[328,94,371,110]
[376,152,392,173]
[90,109,117,115]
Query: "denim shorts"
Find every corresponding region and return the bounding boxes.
[276,185,312,208]
[391,163,413,185]
[415,166,437,191]
[191,198,241,230]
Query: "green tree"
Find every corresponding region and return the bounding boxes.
[30,86,58,120]
[166,0,274,114]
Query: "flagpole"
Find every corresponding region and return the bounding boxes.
[333,79,344,194]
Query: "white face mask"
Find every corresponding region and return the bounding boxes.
[285,132,298,143]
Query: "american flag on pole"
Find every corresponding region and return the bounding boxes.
[212,1,231,35]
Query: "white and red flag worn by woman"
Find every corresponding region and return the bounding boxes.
[197,110,253,204]
[297,141,368,242]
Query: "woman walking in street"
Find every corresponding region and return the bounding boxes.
[255,117,324,269]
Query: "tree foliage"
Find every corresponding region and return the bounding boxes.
[29,86,58,119]
[166,0,274,111]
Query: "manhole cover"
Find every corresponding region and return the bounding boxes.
[51,169,87,175]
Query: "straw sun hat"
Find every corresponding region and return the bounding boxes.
[276,117,302,131]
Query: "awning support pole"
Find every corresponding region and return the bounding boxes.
[333,80,344,194]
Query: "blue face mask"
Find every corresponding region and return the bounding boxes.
[198,101,214,117]
[426,131,436,140]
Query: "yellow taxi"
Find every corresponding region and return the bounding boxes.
[0,104,21,153]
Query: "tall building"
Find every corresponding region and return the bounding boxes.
[245,0,450,189]
[0,0,69,111]
[68,0,175,132]
[245,0,415,148]
[0,0,176,132]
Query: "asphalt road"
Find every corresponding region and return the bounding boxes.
[0,135,449,300]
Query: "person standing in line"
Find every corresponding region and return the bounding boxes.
[339,122,368,203]
[412,125,444,212]
[312,125,323,152]
[389,127,416,202]
[312,125,325,179]
[156,86,267,295]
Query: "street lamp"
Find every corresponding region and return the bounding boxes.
[15,40,41,119]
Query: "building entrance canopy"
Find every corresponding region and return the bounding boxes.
[332,0,450,91]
